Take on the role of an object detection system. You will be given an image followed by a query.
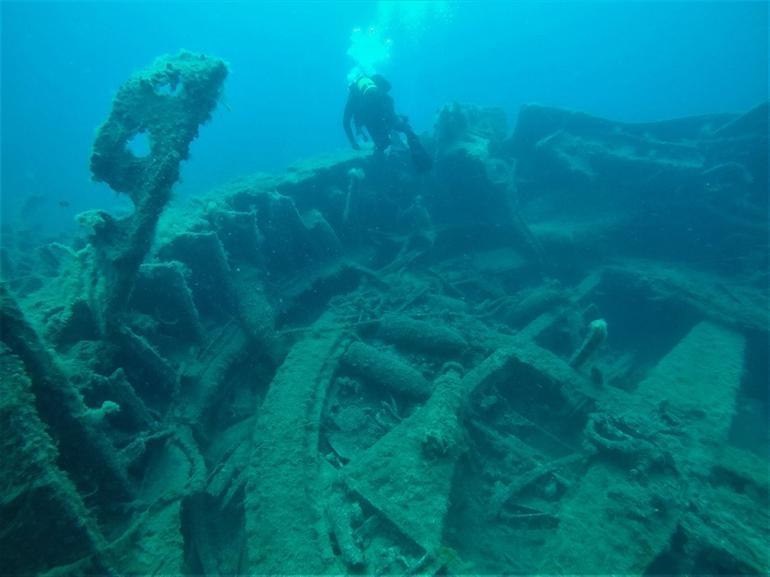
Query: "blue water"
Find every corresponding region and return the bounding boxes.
[1,1,767,234]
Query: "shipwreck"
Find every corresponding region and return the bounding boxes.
[1,52,768,576]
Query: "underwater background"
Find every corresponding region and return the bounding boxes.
[1,1,769,576]
[2,1,767,233]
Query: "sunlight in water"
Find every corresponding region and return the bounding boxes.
[377,0,455,38]
[346,1,455,82]
[346,26,391,81]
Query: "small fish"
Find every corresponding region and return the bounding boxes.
[59,200,71,208]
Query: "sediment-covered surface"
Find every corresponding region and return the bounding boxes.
[1,56,767,575]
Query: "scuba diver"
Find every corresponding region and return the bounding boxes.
[343,73,432,172]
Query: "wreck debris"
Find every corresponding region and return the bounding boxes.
[0,286,133,503]
[343,362,467,555]
[569,317,608,368]
[157,232,238,322]
[543,322,747,574]
[513,103,769,277]
[0,343,115,575]
[326,489,365,569]
[340,339,432,399]
[89,51,228,328]
[129,261,204,344]
[242,313,350,574]
[1,91,767,575]
[377,313,468,356]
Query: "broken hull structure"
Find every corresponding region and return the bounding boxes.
[1,54,768,575]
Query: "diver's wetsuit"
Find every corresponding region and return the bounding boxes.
[343,74,432,172]
[343,75,409,151]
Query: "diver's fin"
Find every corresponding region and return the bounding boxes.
[406,131,433,173]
